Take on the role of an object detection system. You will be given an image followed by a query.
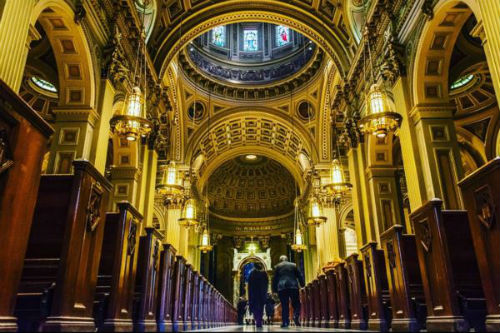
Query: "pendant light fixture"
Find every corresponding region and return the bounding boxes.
[307,195,327,226]
[358,19,401,138]
[178,197,199,228]
[324,156,352,201]
[291,199,307,252]
[156,161,183,199]
[199,92,213,253]
[199,201,213,253]
[110,1,152,141]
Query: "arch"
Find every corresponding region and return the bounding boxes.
[412,0,482,106]
[185,107,319,192]
[152,1,352,79]
[30,0,96,109]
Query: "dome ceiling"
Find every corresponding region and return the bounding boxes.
[184,22,320,88]
[206,155,296,219]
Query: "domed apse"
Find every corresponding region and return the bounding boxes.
[205,155,298,219]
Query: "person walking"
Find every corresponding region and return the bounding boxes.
[237,296,248,325]
[264,293,275,325]
[247,262,268,328]
[272,255,305,328]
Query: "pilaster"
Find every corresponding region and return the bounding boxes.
[393,77,464,210]
[0,0,36,92]
[474,2,500,107]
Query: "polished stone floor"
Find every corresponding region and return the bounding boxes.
[189,325,367,332]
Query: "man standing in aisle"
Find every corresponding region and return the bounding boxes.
[272,255,305,328]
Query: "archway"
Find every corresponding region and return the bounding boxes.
[151,1,353,78]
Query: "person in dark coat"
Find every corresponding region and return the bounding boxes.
[272,255,305,328]
[247,262,268,328]
[264,293,275,325]
[237,297,248,325]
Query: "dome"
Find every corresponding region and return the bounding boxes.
[187,22,316,85]
[206,156,296,219]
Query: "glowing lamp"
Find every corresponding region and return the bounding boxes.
[199,228,213,253]
[110,87,152,142]
[156,161,184,198]
[179,198,199,227]
[359,83,402,138]
[324,159,352,199]
[291,228,307,252]
[307,196,326,226]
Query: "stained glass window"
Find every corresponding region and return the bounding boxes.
[243,29,258,52]
[451,74,474,90]
[31,76,57,93]
[276,25,290,47]
[212,26,226,47]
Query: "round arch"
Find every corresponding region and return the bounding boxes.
[184,108,319,192]
[153,1,352,79]
[30,0,96,109]
[412,0,482,106]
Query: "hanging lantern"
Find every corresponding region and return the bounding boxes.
[359,83,402,138]
[178,198,199,227]
[324,159,352,199]
[291,228,307,252]
[307,196,326,226]
[199,228,213,253]
[110,86,152,142]
[156,161,183,198]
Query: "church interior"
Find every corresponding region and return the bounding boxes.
[0,0,499,332]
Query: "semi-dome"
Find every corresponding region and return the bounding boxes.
[206,155,296,219]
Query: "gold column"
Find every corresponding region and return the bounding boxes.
[141,148,158,228]
[46,108,99,174]
[109,166,141,210]
[475,1,500,106]
[165,201,182,250]
[89,79,116,174]
[393,77,464,211]
[0,0,35,91]
[366,168,403,239]
[347,148,367,249]
[323,205,341,261]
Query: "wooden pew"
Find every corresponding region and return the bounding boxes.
[180,264,193,331]
[361,242,391,331]
[14,160,111,332]
[335,262,351,329]
[325,269,339,328]
[93,202,143,332]
[156,244,176,332]
[345,253,368,330]
[305,284,313,326]
[459,158,500,332]
[171,256,186,332]
[411,199,486,332]
[312,279,321,327]
[299,288,307,326]
[380,225,426,332]
[133,227,163,331]
[191,271,200,330]
[199,277,208,329]
[0,79,53,332]
[319,275,330,327]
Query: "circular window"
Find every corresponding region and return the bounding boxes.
[187,101,205,121]
[31,76,57,93]
[297,101,314,120]
[451,74,475,90]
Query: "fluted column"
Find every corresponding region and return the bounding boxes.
[0,0,36,91]
[475,1,500,107]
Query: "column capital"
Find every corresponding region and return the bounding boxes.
[53,107,99,126]
[409,103,455,123]
[110,165,142,181]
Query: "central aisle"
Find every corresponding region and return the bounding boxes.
[189,325,368,332]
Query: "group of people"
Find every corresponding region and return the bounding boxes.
[238,255,305,328]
